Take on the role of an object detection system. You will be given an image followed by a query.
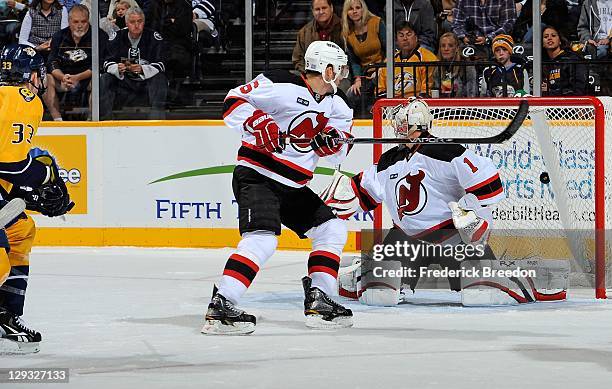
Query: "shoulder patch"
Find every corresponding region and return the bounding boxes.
[108,30,117,40]
[262,70,306,87]
[377,146,409,173]
[19,87,36,102]
[154,31,163,41]
[417,144,466,162]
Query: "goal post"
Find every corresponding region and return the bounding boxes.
[372,97,610,299]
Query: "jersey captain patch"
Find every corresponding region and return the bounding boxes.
[395,169,427,219]
[18,87,35,102]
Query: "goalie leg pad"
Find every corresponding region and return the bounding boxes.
[358,260,402,306]
[460,259,569,306]
[338,256,361,299]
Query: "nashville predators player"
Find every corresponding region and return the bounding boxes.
[0,44,74,354]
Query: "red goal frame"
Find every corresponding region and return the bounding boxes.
[371,97,607,299]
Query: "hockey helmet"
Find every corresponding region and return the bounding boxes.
[304,41,348,92]
[391,98,433,138]
[0,44,46,93]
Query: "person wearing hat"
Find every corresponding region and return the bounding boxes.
[376,21,438,98]
[480,34,530,97]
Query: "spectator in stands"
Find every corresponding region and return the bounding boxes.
[100,7,167,119]
[578,0,612,58]
[19,0,68,58]
[58,0,80,12]
[434,32,478,97]
[452,0,517,59]
[394,0,437,52]
[20,0,68,120]
[481,34,529,97]
[293,0,344,73]
[0,1,29,46]
[100,0,139,35]
[192,0,218,43]
[541,25,587,95]
[47,4,101,119]
[513,0,570,43]
[158,0,192,80]
[377,21,438,98]
[431,0,457,35]
[341,0,385,114]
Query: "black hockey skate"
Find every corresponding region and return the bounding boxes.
[201,287,256,335]
[0,309,41,354]
[302,276,353,329]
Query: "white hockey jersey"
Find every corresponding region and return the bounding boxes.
[352,143,506,242]
[223,70,353,188]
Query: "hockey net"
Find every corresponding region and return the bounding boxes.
[372,97,612,299]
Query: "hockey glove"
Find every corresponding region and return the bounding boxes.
[318,171,359,220]
[310,126,344,157]
[13,155,75,217]
[448,193,490,245]
[244,110,284,153]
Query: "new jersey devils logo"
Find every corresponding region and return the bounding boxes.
[287,111,329,153]
[395,170,427,219]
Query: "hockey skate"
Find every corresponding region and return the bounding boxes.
[302,276,353,329]
[0,309,41,354]
[201,288,256,335]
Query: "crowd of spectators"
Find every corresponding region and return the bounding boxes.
[0,0,610,120]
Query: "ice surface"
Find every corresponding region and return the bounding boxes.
[1,247,611,388]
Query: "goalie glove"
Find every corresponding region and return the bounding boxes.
[448,193,490,245]
[319,171,359,220]
[13,155,75,217]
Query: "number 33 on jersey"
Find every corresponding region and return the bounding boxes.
[0,86,43,163]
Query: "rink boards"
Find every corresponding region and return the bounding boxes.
[30,120,602,259]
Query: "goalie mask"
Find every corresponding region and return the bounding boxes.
[304,41,349,94]
[391,99,433,138]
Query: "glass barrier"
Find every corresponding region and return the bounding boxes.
[97,0,244,120]
[0,1,609,121]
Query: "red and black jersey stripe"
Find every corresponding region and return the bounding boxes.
[411,219,458,244]
[466,173,504,200]
[223,97,248,118]
[351,173,378,211]
[238,143,313,185]
[223,253,260,287]
[307,250,341,278]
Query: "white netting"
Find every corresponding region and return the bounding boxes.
[375,98,612,296]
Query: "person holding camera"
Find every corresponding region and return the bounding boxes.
[452,0,517,60]
[100,6,167,120]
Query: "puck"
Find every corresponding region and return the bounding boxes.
[540,172,550,184]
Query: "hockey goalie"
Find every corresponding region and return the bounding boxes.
[320,99,568,306]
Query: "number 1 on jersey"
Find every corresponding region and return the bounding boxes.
[463,157,478,173]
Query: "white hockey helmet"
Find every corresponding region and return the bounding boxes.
[304,41,349,93]
[392,98,433,138]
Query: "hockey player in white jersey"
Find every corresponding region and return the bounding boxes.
[202,41,355,335]
[322,99,507,303]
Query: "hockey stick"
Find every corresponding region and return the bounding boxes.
[288,100,529,145]
[0,198,26,228]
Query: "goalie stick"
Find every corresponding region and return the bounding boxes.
[287,100,529,145]
[0,198,26,228]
